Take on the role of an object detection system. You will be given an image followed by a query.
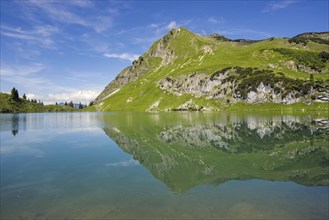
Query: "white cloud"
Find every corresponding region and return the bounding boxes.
[208,16,225,24]
[104,53,139,62]
[167,21,178,30]
[262,0,298,13]
[26,90,99,104]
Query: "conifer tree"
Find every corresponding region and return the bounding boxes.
[10,87,19,101]
[69,101,74,108]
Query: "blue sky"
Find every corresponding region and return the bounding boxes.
[1,0,328,104]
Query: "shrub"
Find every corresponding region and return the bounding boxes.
[272,48,327,72]
[288,37,308,46]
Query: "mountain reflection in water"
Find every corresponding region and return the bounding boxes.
[101,113,329,192]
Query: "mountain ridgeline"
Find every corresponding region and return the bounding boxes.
[95,28,329,111]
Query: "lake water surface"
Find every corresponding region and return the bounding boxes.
[1,112,328,219]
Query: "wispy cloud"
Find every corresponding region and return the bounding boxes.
[1,63,45,77]
[150,21,180,35]
[167,21,179,30]
[0,63,52,91]
[128,21,180,45]
[1,25,59,48]
[104,53,139,62]
[27,0,86,24]
[25,0,112,33]
[67,0,94,8]
[262,0,298,13]
[208,16,225,24]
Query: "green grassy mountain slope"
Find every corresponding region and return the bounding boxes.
[95,28,329,112]
[0,93,77,113]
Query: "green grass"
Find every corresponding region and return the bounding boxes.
[96,28,329,112]
[227,102,329,112]
[0,93,80,113]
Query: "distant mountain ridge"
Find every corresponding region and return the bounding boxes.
[94,27,329,111]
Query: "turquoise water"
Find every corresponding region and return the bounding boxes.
[0,112,328,219]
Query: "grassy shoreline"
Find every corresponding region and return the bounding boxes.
[84,102,329,113]
[226,102,329,112]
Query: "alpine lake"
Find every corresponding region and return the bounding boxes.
[0,112,328,219]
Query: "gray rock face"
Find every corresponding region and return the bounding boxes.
[282,92,301,104]
[158,71,329,106]
[175,99,202,111]
[95,57,149,103]
[246,83,274,103]
[150,36,176,66]
[159,71,232,99]
[285,60,322,74]
[315,93,329,102]
[293,32,329,40]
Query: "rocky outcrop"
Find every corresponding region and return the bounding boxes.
[315,93,329,102]
[246,82,275,103]
[95,28,182,103]
[293,32,329,40]
[174,99,203,111]
[159,71,231,99]
[94,56,149,103]
[285,60,322,74]
[149,28,180,66]
[158,66,329,107]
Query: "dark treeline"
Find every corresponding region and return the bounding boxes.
[9,87,88,109]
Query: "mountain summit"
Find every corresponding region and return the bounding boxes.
[94,27,329,111]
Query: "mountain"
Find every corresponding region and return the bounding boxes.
[101,112,329,192]
[94,27,329,111]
